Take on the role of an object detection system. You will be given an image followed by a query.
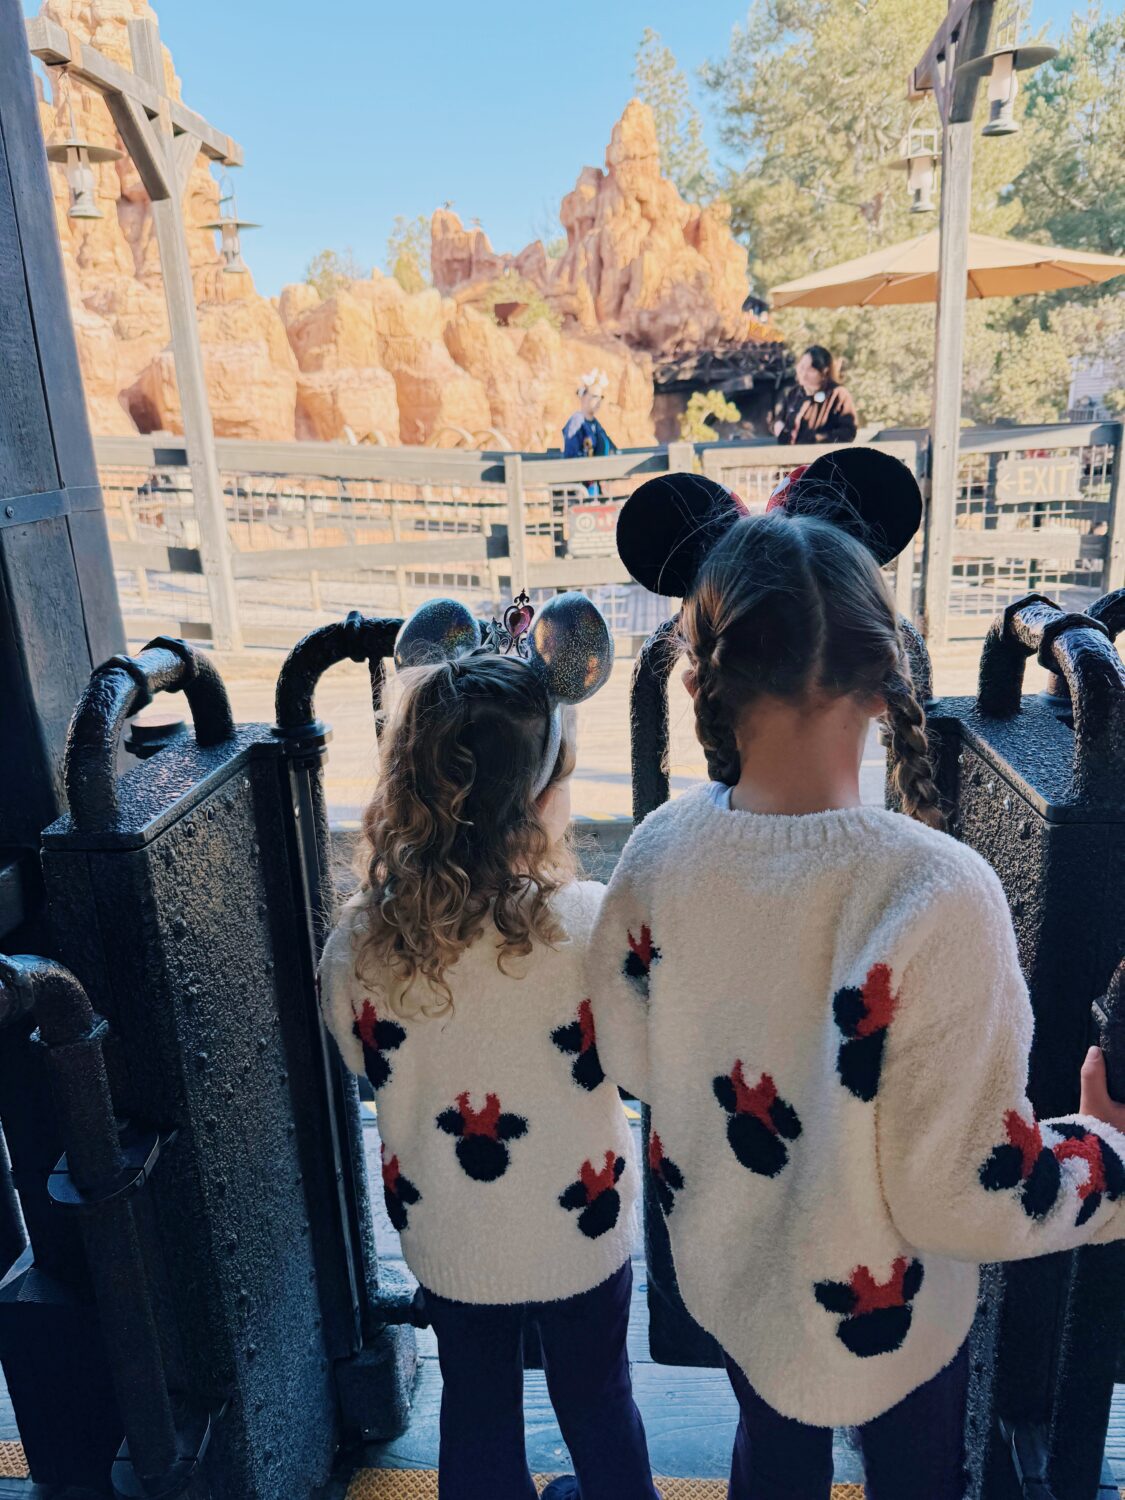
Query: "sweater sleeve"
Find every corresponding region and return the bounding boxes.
[317,913,366,1078]
[877,865,1125,1261]
[586,834,657,1102]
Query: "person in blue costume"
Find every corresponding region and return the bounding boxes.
[563,369,617,459]
[563,369,617,498]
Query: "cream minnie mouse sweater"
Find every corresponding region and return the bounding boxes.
[319,879,637,1305]
[588,786,1125,1425]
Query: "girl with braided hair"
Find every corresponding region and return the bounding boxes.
[587,452,1125,1500]
[319,595,658,1500]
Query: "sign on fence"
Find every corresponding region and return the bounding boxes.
[995,455,1083,504]
[568,499,624,557]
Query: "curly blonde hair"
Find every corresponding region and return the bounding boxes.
[680,511,942,830]
[355,652,576,1018]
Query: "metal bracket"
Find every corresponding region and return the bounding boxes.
[371,1284,430,1330]
[111,1401,220,1500]
[48,1119,177,1215]
[1000,1418,1059,1499]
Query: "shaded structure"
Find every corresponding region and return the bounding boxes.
[652,340,794,443]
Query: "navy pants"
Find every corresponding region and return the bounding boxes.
[424,1261,658,1500]
[725,1342,969,1500]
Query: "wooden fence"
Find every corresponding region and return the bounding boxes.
[92,423,1122,652]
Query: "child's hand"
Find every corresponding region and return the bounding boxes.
[1079,1046,1125,1134]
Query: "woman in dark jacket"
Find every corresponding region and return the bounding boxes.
[774,346,858,446]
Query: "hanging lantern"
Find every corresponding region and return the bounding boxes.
[886,121,940,214]
[200,177,259,274]
[954,3,1057,138]
[45,100,122,221]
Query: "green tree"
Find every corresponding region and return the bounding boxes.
[634,27,715,203]
[386,214,432,292]
[1014,7,1125,255]
[702,0,1125,427]
[680,389,742,441]
[304,246,367,299]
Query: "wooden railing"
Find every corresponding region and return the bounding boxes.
[92,424,1120,651]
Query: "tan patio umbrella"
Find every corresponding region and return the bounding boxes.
[770,231,1125,308]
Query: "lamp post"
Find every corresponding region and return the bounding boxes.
[954,6,1057,137]
[30,14,246,650]
[200,177,259,275]
[906,1,1056,648]
[45,98,122,220]
[886,120,940,215]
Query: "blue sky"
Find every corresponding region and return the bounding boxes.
[27,0,1085,296]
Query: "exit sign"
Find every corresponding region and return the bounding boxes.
[995,455,1082,503]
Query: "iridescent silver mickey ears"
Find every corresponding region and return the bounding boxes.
[392,589,614,801]
[394,591,614,707]
[393,597,479,670]
[528,592,614,706]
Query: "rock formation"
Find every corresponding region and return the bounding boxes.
[433,100,774,357]
[35,0,766,448]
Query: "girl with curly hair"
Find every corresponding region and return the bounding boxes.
[319,642,655,1500]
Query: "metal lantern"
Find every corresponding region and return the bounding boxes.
[887,122,940,214]
[200,179,259,274]
[45,102,122,220]
[954,3,1057,137]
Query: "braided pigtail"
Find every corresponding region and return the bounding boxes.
[882,666,943,830]
[691,642,740,787]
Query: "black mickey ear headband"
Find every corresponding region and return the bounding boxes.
[393,590,614,796]
[616,447,923,597]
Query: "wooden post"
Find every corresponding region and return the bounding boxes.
[923,120,974,646]
[667,440,696,474]
[127,18,241,651]
[304,495,322,614]
[0,0,126,870]
[1104,422,1125,596]
[504,453,528,595]
[115,476,150,605]
[918,0,994,648]
[390,494,408,618]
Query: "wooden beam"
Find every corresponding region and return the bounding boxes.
[112,540,203,573]
[521,451,669,486]
[128,16,241,650]
[946,531,1105,563]
[923,116,976,647]
[959,422,1122,454]
[103,90,169,201]
[229,538,490,577]
[526,558,632,589]
[1103,432,1125,594]
[504,454,528,593]
[912,0,977,97]
[168,101,241,166]
[24,14,72,66]
[171,131,199,198]
[913,1,995,123]
[25,17,242,165]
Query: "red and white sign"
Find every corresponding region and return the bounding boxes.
[568,500,623,557]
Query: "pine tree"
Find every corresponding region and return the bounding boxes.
[634,28,715,204]
[385,215,431,292]
[700,0,1123,426]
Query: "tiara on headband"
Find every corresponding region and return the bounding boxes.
[394,589,614,796]
[615,446,923,598]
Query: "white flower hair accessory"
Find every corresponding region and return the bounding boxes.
[577,368,610,397]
